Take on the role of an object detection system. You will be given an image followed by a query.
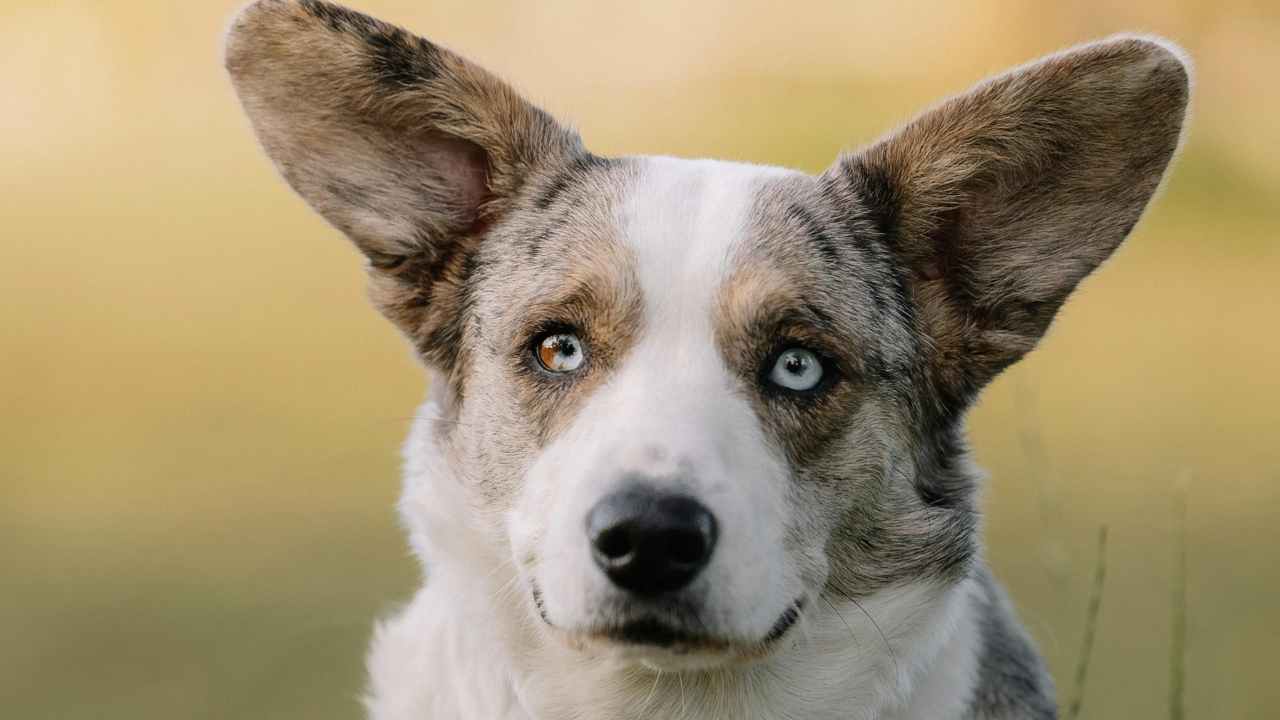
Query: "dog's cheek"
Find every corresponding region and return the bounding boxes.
[785,400,896,504]
[499,434,555,571]
[504,481,547,575]
[785,402,922,587]
[503,428,609,625]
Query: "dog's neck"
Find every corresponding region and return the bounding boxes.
[365,401,982,720]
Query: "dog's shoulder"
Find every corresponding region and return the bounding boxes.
[965,567,1058,720]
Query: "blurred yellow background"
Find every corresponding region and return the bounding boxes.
[3,1,1277,718]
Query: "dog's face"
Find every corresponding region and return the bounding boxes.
[494,159,936,665]
[228,1,1188,669]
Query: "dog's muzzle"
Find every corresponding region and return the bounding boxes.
[532,484,804,656]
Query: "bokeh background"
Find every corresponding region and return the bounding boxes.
[3,1,1277,718]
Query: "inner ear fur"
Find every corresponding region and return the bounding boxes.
[225,0,587,370]
[827,35,1190,410]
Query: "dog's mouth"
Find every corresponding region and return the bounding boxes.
[532,583,805,656]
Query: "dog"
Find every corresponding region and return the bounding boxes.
[225,2,1189,718]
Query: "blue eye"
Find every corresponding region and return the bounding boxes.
[768,348,823,391]
[536,333,585,373]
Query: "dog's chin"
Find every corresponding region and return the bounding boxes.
[607,637,742,672]
[534,590,806,671]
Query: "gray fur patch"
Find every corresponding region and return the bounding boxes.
[710,174,979,598]
[965,565,1058,719]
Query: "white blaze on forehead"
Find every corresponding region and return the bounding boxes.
[621,157,799,348]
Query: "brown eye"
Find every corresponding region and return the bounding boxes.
[535,333,585,373]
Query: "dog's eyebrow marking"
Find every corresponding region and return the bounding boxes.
[784,202,842,267]
[801,301,841,337]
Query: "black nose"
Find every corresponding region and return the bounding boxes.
[586,488,718,596]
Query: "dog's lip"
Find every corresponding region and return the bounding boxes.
[531,581,806,652]
[604,617,732,651]
[592,596,806,651]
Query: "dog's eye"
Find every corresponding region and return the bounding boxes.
[768,348,824,392]
[535,332,585,373]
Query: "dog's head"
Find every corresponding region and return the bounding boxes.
[227,1,1188,669]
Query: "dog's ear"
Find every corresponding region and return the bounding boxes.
[225,0,583,369]
[826,36,1190,413]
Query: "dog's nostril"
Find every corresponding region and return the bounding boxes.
[595,526,635,562]
[585,487,718,596]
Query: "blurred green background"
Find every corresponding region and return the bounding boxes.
[2,1,1277,718]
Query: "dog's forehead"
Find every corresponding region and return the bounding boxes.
[618,157,909,354]
[620,157,803,323]
[481,154,908,365]
[485,157,807,317]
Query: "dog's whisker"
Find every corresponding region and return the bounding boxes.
[819,593,859,649]
[830,587,902,692]
[638,667,663,717]
[677,670,688,719]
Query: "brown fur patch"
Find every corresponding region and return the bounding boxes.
[714,264,877,467]
[502,248,645,447]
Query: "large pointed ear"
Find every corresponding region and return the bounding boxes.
[825,36,1190,414]
[224,0,585,369]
